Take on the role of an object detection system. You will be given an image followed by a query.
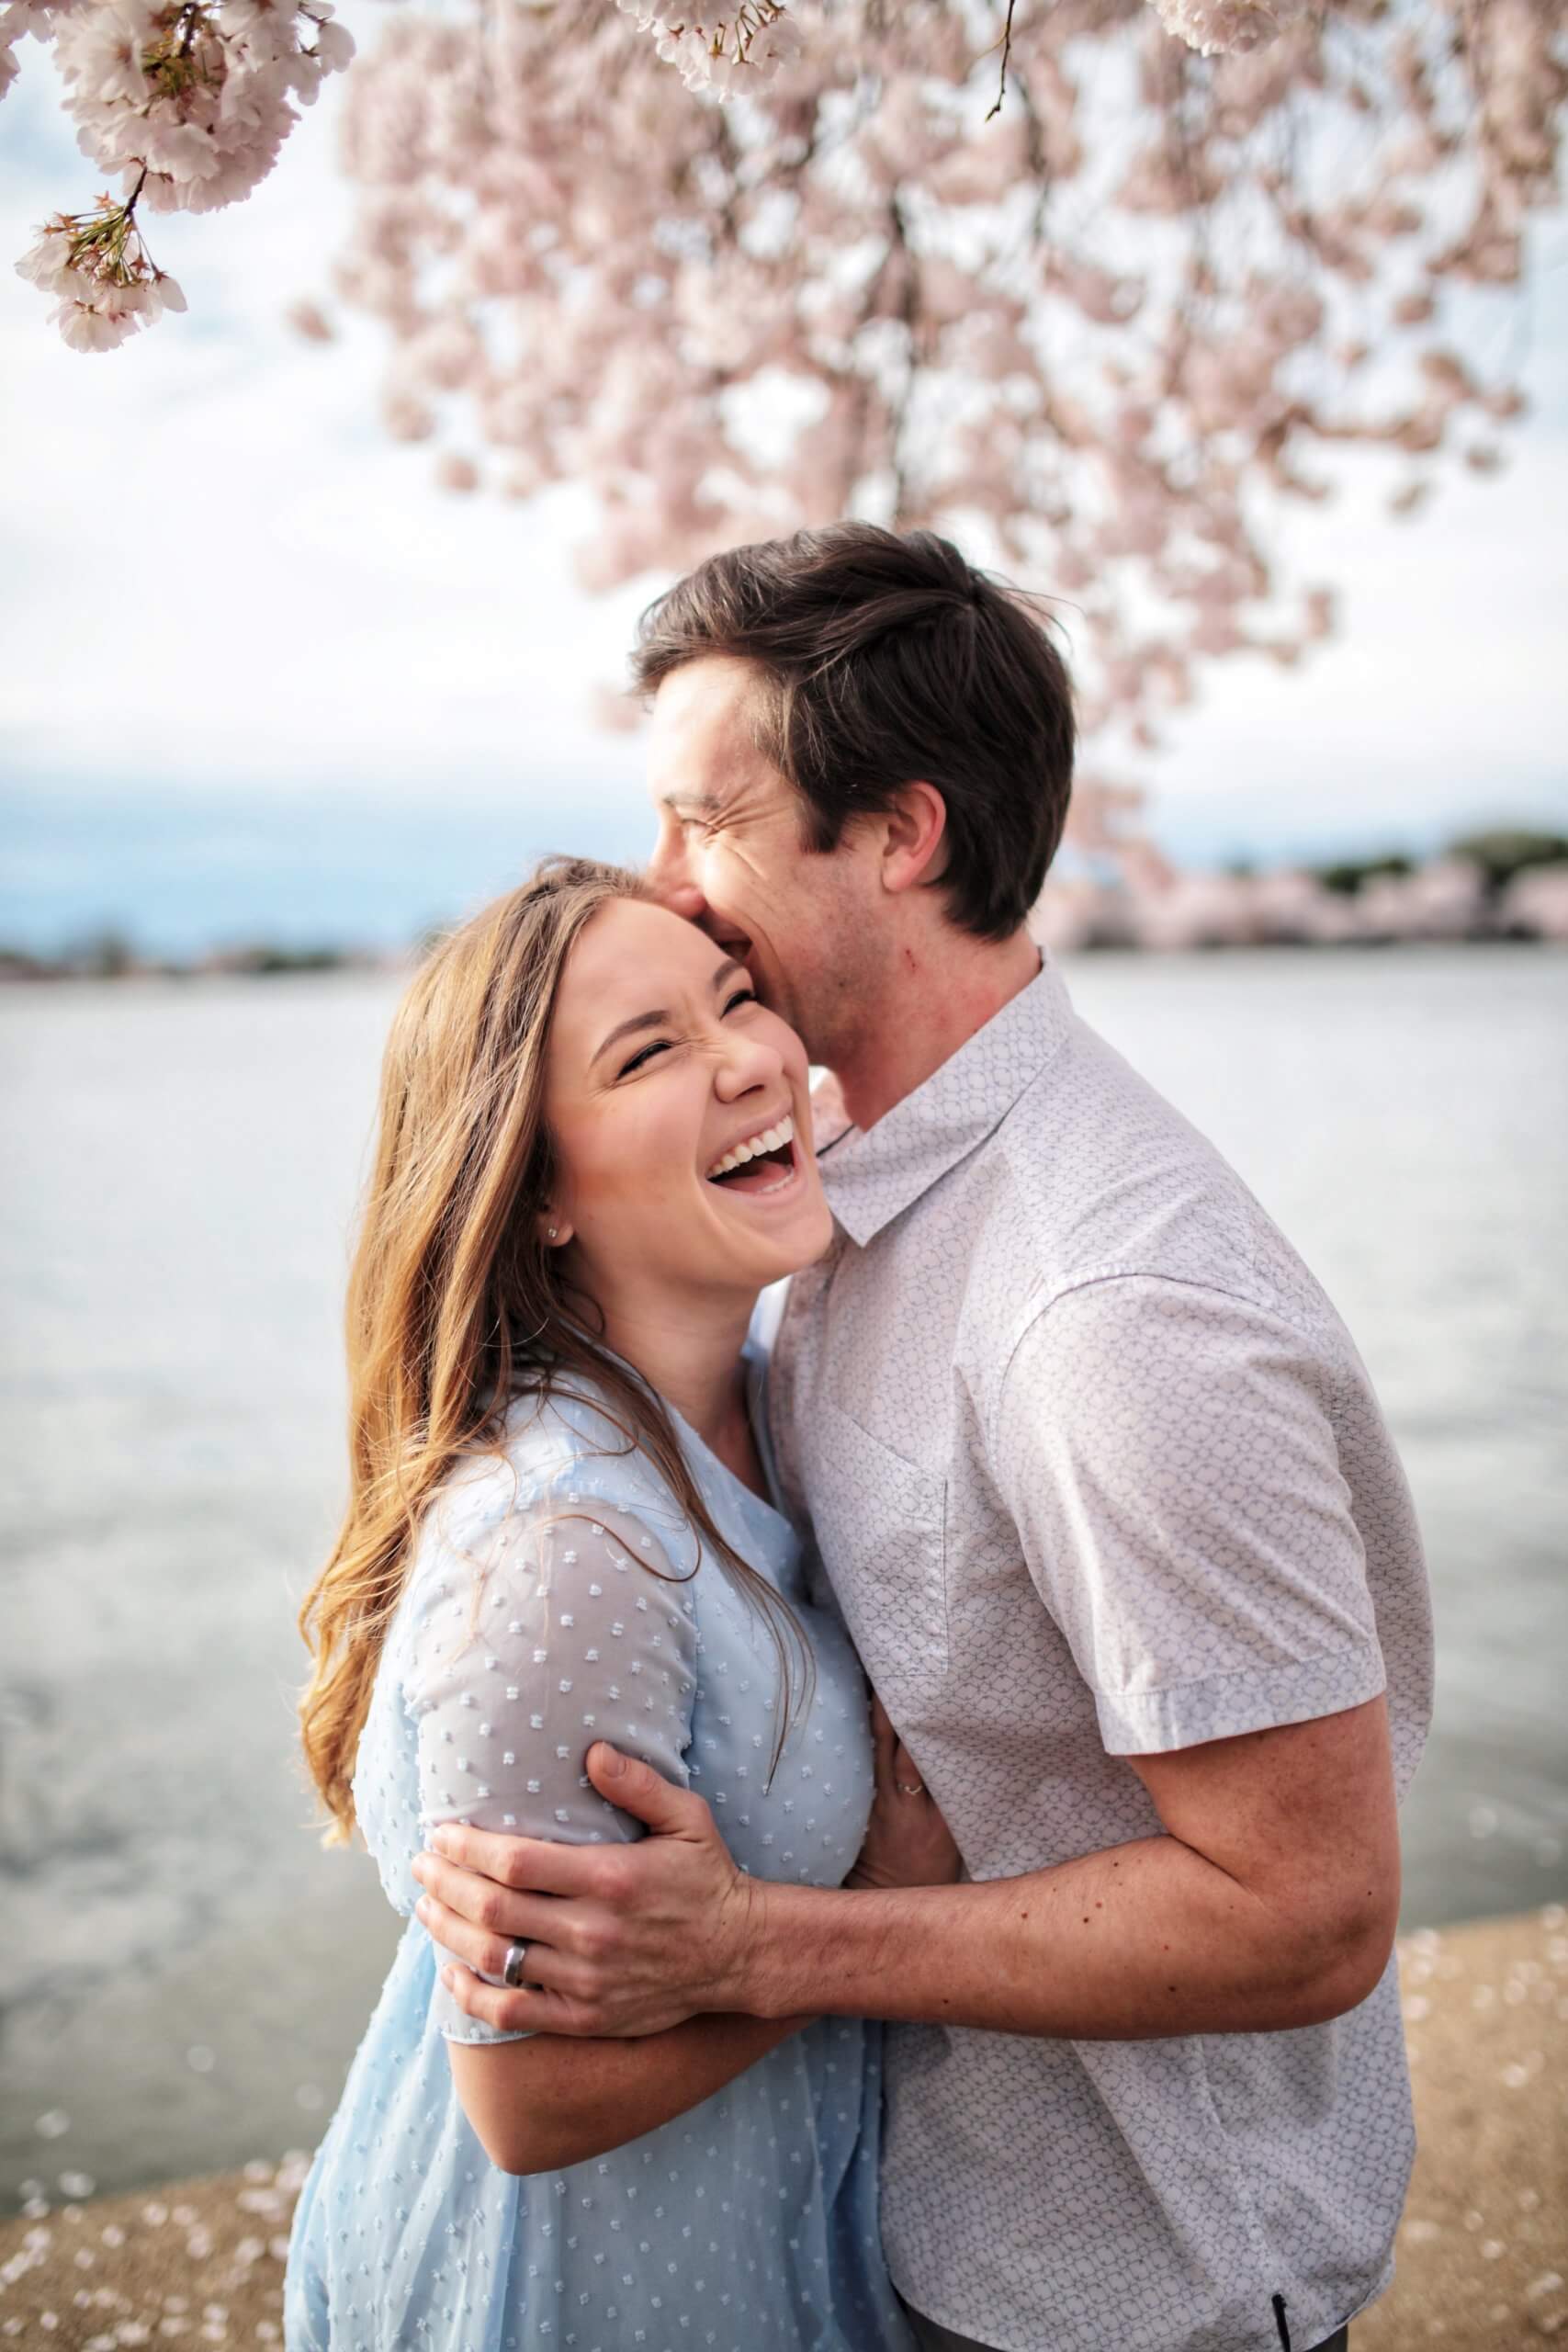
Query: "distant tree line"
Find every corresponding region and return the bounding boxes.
[1313,828,1568,899]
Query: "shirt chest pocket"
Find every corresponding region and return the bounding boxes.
[807,1405,949,1698]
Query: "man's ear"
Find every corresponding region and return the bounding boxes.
[880,781,949,897]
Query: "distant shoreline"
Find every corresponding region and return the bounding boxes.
[6,828,1565,978]
[2,932,1563,987]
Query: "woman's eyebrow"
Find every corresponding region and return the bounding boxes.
[592,961,746,1067]
[592,1008,671,1066]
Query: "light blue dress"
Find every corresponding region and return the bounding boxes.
[284,1350,915,2352]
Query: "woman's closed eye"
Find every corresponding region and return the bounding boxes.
[616,989,758,1079]
[618,1034,674,1077]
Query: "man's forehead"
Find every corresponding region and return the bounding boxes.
[646,659,773,786]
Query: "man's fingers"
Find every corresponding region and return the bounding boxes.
[423,1909,602,2004]
[437,1961,586,2037]
[424,1823,604,1896]
[412,1856,570,1943]
[418,1890,528,1981]
[417,1884,621,1990]
[585,1743,708,1837]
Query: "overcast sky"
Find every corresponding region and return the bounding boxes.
[2,8,1565,953]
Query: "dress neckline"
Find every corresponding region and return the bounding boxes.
[658,1340,794,1536]
[508,1339,795,1538]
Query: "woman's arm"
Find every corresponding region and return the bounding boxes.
[447,2008,809,2176]
[433,1684,960,2173]
[405,1490,716,2160]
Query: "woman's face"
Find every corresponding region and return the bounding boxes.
[543,897,832,1306]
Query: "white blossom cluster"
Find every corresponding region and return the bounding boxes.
[614,0,803,96]
[616,0,1304,85]
[16,197,187,349]
[315,0,1562,845]
[4,0,354,349]
[2,0,1561,855]
[1149,0,1306,60]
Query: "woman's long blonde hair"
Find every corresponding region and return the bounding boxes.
[298,856,809,1844]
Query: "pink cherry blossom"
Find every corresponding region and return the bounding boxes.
[6,0,1562,854]
[15,219,80,294]
[1151,0,1306,61]
[10,0,354,345]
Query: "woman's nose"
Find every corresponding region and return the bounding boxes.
[714,1026,783,1099]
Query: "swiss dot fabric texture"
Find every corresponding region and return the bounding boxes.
[284,1358,916,2352]
[767,955,1436,2352]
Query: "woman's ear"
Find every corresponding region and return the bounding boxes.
[880,781,949,896]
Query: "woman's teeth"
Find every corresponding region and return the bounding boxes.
[705,1114,795,1181]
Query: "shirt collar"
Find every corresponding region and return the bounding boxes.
[818,955,1075,1247]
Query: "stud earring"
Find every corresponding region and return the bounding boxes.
[547,1227,558,1241]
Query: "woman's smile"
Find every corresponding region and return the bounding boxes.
[704,1110,804,1197]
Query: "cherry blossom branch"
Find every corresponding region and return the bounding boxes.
[5,0,1562,861]
[310,0,1561,831]
[6,0,355,348]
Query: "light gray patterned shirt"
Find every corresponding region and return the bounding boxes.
[766,956,1434,2352]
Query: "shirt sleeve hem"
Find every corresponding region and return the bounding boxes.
[1094,1639,1387,1755]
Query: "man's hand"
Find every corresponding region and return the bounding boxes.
[411,1742,763,2039]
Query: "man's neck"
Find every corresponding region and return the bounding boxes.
[831,925,1043,1133]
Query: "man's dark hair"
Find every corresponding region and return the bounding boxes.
[631,523,1076,942]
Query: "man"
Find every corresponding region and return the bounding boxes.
[410,524,1433,2352]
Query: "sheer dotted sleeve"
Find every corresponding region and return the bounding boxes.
[404,1499,700,2044]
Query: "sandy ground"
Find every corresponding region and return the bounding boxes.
[2,1905,1563,2350]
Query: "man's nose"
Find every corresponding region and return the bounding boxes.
[644,829,705,920]
[655,877,708,922]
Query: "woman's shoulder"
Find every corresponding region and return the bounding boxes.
[420,1379,701,1576]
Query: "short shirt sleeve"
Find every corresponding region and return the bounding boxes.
[993,1275,1387,1756]
[403,1492,700,2042]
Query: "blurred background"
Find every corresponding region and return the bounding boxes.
[2,0,1566,2222]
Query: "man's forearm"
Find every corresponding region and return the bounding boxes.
[419,1701,1400,2044]
[739,1832,1391,2039]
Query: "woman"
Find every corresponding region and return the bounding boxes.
[285,857,957,2352]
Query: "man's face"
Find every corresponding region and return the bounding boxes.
[643,655,878,1067]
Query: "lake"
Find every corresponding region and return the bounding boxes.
[1,946,1563,2207]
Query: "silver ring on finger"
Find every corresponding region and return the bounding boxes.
[502,1939,529,1988]
[897,1780,925,1796]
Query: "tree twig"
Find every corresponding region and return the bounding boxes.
[986,0,1018,120]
